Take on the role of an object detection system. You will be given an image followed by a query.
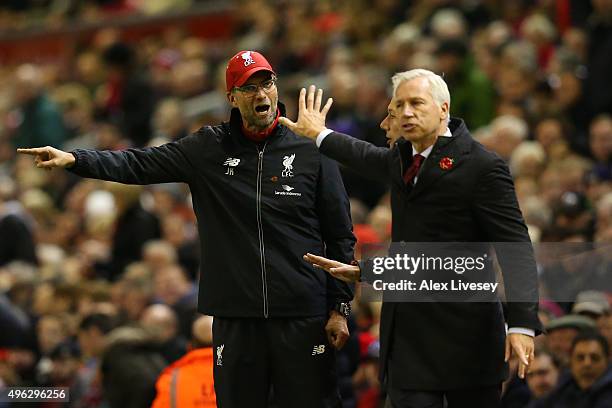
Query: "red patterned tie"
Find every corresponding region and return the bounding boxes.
[403,154,425,185]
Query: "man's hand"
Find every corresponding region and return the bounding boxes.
[304,253,360,282]
[326,311,349,350]
[278,85,333,140]
[17,146,75,170]
[505,333,535,379]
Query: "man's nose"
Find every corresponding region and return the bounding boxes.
[380,117,390,130]
[401,105,415,117]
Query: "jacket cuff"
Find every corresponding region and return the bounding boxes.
[316,129,334,148]
[70,151,78,168]
[507,327,535,337]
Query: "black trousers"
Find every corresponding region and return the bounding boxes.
[385,366,501,408]
[385,386,502,408]
[212,316,342,408]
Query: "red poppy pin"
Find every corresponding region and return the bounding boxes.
[439,157,454,170]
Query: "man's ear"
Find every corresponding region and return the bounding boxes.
[227,92,238,108]
[440,101,449,121]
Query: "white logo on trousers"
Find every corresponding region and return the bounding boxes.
[217,344,224,366]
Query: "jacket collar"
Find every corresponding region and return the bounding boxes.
[411,127,452,158]
[404,117,473,200]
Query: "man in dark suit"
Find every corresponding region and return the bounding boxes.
[279,69,542,407]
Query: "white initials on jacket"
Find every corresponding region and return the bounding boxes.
[223,158,240,176]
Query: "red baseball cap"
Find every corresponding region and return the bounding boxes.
[225,50,276,92]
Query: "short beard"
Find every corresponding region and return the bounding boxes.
[244,107,276,132]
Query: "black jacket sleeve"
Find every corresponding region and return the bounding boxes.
[68,140,194,185]
[319,132,392,182]
[316,154,356,307]
[472,155,543,334]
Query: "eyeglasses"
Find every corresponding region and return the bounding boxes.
[234,78,277,95]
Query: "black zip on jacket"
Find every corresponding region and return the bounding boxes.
[69,103,355,318]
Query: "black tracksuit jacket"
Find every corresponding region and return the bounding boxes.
[69,105,355,318]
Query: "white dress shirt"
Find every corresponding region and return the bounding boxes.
[410,127,451,183]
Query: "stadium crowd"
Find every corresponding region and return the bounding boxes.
[1,0,612,407]
[0,0,203,33]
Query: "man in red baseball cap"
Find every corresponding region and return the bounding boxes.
[19,50,355,408]
[225,50,280,142]
[225,50,276,92]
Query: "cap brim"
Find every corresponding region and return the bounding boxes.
[232,67,276,89]
[545,315,596,331]
[573,302,606,315]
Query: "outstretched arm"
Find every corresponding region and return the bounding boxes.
[18,140,194,185]
[280,86,393,182]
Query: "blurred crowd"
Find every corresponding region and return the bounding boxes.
[0,0,204,33]
[1,0,612,407]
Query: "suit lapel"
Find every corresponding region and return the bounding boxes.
[408,132,469,200]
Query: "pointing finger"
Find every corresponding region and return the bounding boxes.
[17,147,46,156]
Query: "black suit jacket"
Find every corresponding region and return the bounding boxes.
[320,118,542,390]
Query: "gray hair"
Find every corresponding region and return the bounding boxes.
[430,8,467,39]
[521,13,557,42]
[490,115,529,141]
[391,69,451,120]
[509,141,546,176]
[521,196,552,230]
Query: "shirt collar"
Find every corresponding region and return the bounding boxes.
[412,127,452,158]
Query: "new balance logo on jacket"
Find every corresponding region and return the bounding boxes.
[312,345,326,356]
